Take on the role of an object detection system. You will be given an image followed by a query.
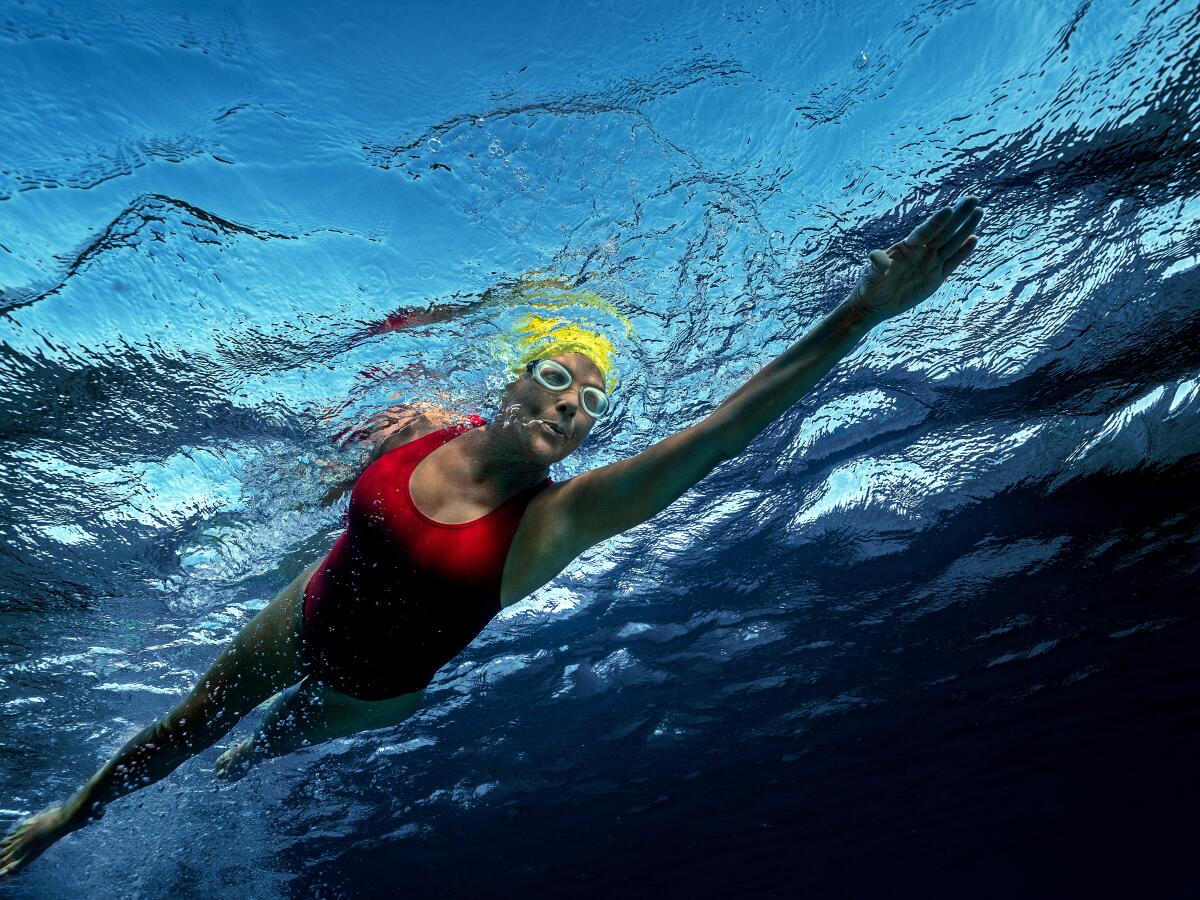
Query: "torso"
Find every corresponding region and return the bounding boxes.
[302,416,562,700]
[391,417,574,608]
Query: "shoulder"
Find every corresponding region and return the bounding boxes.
[498,479,587,608]
[364,405,450,460]
[367,407,489,460]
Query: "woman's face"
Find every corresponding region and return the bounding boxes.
[502,352,606,463]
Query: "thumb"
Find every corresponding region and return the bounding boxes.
[868,249,891,274]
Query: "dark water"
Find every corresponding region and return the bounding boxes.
[2,0,1199,897]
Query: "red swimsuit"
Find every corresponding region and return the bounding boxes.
[302,415,552,700]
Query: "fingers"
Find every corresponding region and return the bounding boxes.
[905,205,954,246]
[868,248,892,273]
[938,206,984,261]
[942,234,978,275]
[931,196,979,248]
[910,194,978,248]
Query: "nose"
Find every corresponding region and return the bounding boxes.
[555,393,579,417]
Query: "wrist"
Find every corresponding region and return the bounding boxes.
[833,295,884,336]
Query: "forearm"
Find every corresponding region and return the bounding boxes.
[560,297,883,547]
[319,475,358,507]
[707,297,877,461]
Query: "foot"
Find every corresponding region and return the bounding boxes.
[1,805,73,878]
[214,738,260,781]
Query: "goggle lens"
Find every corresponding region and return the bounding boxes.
[536,360,572,389]
[581,387,608,418]
[529,359,609,419]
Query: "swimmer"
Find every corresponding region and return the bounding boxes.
[1,196,983,877]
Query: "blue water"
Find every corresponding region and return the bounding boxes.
[3,0,1199,896]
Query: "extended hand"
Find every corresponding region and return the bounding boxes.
[848,195,983,327]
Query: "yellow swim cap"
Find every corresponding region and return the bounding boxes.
[487,272,634,393]
[510,313,618,390]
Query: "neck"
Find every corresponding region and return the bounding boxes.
[454,420,549,494]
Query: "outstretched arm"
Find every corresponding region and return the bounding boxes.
[558,196,983,550]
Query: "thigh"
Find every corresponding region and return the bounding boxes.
[305,680,427,736]
[231,559,319,668]
[174,560,321,732]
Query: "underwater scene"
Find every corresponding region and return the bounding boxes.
[2,0,1199,896]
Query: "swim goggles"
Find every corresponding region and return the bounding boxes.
[526,359,610,418]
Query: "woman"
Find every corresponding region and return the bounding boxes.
[1,196,982,877]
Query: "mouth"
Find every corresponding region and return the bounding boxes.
[530,419,566,439]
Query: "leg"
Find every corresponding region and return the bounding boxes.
[215,678,425,779]
[0,560,320,878]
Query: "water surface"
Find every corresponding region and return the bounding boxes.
[2,0,1199,896]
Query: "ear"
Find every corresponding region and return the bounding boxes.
[499,373,521,401]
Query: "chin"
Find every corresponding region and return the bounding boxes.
[548,439,578,462]
[520,429,564,462]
